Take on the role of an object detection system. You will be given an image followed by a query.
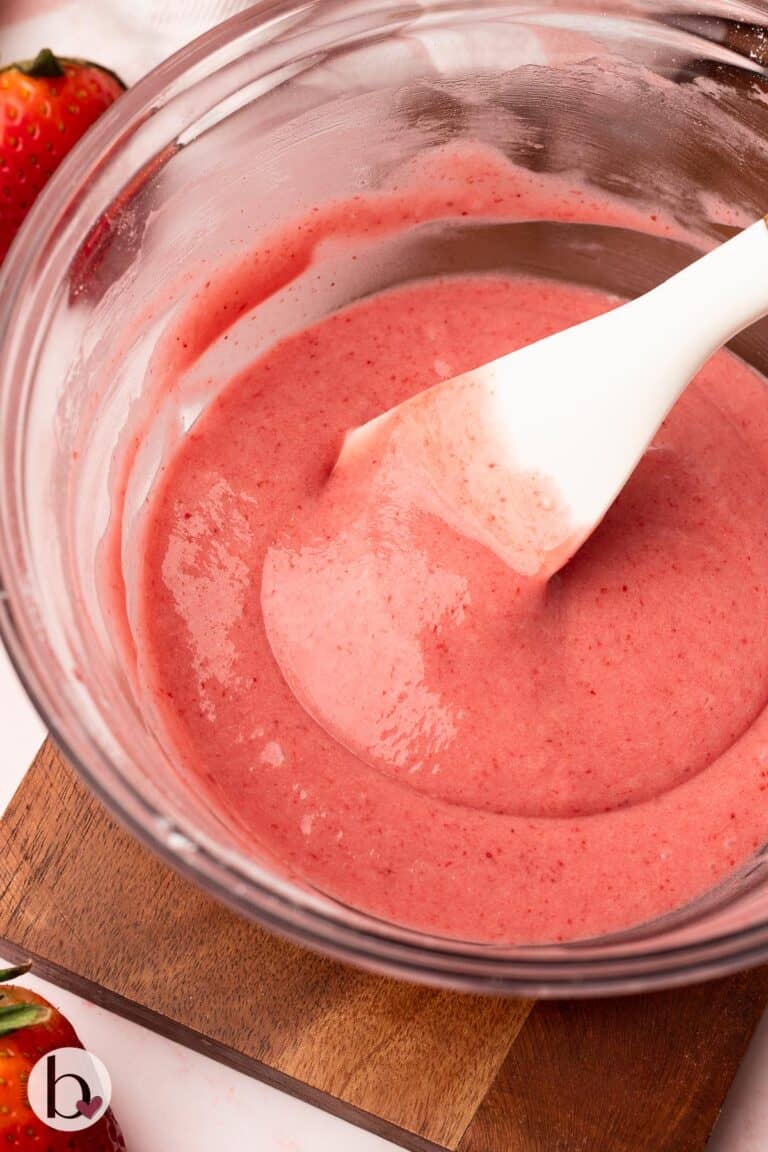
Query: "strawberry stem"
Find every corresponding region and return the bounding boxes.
[0,1003,49,1036]
[1,49,125,92]
[19,48,64,79]
[0,964,31,984]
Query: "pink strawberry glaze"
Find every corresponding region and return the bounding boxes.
[128,146,768,944]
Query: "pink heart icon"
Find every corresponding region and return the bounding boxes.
[76,1096,103,1120]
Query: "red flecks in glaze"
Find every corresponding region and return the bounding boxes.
[135,273,768,944]
[108,142,768,944]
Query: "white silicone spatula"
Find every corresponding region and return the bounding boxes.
[335,217,768,577]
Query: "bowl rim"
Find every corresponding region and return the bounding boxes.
[3,0,768,996]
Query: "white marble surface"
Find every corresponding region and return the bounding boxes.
[2,1,768,1148]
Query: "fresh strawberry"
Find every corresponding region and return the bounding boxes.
[0,963,126,1149]
[0,48,124,262]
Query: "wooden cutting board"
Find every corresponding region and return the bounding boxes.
[0,740,766,1152]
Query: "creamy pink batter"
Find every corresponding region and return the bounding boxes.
[133,148,768,944]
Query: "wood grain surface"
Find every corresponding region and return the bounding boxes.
[458,974,768,1152]
[0,740,765,1151]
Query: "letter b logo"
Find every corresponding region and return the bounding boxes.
[28,1047,112,1131]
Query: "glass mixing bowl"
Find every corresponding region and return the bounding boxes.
[4,0,768,996]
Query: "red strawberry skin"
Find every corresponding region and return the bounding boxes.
[0,982,127,1150]
[0,49,124,263]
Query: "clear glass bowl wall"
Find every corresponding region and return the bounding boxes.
[3,0,768,994]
